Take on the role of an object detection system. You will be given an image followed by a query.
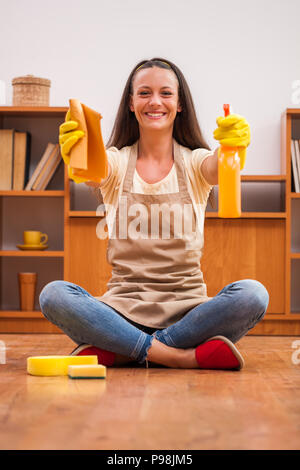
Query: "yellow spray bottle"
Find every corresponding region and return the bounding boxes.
[218,104,241,218]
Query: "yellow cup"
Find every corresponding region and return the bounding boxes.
[23,231,48,246]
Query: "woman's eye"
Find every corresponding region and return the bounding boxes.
[139,91,172,96]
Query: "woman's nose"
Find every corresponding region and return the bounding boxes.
[149,93,162,106]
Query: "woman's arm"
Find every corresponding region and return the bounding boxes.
[200,148,219,186]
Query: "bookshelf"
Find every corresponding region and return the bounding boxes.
[284,109,300,321]
[0,106,299,335]
[0,106,66,333]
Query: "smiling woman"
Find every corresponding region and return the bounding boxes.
[106,58,218,187]
[106,58,210,152]
[41,57,265,372]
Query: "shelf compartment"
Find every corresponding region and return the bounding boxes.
[69,181,103,212]
[207,180,285,214]
[291,199,300,253]
[0,256,63,311]
[203,218,286,315]
[1,196,64,251]
[291,259,300,313]
[0,109,66,192]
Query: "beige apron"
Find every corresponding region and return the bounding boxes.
[96,140,210,329]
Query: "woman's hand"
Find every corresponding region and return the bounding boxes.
[59,110,87,183]
[213,113,250,170]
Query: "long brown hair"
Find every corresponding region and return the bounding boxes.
[106,57,211,152]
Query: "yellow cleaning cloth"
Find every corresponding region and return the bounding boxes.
[27,355,98,376]
[68,99,108,183]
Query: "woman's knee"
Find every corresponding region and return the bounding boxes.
[39,280,67,310]
[237,279,269,314]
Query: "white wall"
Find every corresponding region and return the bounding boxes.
[1,0,300,174]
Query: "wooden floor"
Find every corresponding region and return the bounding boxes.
[0,334,300,450]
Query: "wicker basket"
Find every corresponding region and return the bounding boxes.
[12,75,51,106]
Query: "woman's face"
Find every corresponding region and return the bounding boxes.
[129,66,182,132]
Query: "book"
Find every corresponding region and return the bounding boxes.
[38,154,62,190]
[295,140,300,192]
[13,131,31,190]
[31,144,58,190]
[0,129,15,190]
[32,144,61,190]
[291,140,300,193]
[25,142,55,190]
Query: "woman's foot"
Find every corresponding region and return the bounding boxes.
[146,338,198,368]
[146,337,244,370]
[70,344,135,366]
[195,336,244,370]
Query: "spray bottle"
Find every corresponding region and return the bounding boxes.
[218,104,241,218]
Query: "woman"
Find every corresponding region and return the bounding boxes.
[39,58,269,370]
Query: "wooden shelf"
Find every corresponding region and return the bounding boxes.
[69,210,105,217]
[205,212,286,218]
[286,109,300,115]
[290,193,300,198]
[0,190,65,197]
[241,175,286,181]
[0,106,68,117]
[0,310,43,319]
[68,211,286,219]
[0,250,64,257]
[291,253,300,259]
[264,313,300,320]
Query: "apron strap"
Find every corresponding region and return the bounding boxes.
[122,141,138,193]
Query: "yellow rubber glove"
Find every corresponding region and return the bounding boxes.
[59,110,87,183]
[213,114,250,170]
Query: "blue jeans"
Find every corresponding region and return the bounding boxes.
[39,279,269,365]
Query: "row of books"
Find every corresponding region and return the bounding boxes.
[0,128,62,191]
[0,129,31,190]
[291,139,300,193]
[25,142,61,191]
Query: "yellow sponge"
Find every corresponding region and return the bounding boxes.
[27,355,98,376]
[68,364,106,379]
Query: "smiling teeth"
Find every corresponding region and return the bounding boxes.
[146,113,164,116]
